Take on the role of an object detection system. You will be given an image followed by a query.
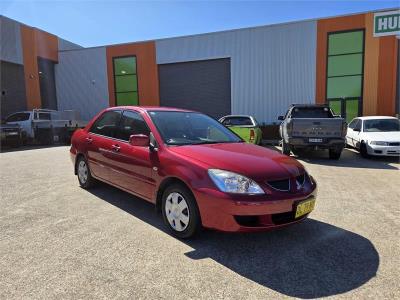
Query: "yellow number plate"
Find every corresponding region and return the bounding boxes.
[295,198,316,218]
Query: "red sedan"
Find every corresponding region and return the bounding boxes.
[70,106,317,238]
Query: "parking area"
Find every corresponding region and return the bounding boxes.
[0,146,399,299]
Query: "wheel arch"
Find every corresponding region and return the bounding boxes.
[74,153,85,175]
[155,176,195,213]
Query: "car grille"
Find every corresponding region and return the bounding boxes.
[389,142,400,146]
[267,173,307,192]
[267,178,290,191]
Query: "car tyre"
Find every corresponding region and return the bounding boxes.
[162,183,201,239]
[329,148,342,160]
[360,142,369,158]
[281,140,291,156]
[77,156,96,189]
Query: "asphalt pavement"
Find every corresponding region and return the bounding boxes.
[0,146,399,299]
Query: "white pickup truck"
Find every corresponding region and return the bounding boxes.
[5,109,87,144]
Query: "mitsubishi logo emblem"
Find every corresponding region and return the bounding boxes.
[296,179,302,190]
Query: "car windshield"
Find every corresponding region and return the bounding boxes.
[364,119,400,132]
[148,111,243,146]
[291,107,333,118]
[6,113,30,122]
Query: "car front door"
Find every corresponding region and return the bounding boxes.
[351,120,362,148]
[86,110,122,182]
[108,110,155,201]
[346,118,358,146]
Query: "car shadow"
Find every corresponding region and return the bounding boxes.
[267,145,399,170]
[87,184,379,299]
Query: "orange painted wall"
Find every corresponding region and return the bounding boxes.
[377,36,398,116]
[315,14,365,104]
[106,42,160,107]
[20,25,58,110]
[363,12,380,115]
[316,12,398,116]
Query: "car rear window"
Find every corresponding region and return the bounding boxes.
[6,113,30,122]
[291,107,333,118]
[222,117,254,126]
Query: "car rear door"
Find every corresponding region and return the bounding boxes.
[86,110,122,182]
[107,110,155,200]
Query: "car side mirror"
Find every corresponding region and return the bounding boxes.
[129,134,150,147]
[353,128,360,132]
[278,116,284,121]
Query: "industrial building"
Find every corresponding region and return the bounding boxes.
[1,8,399,123]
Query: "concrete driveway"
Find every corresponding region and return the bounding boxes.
[0,146,399,299]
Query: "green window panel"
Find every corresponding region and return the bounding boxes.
[116,92,139,106]
[327,75,362,99]
[114,57,137,75]
[345,99,359,123]
[115,75,138,93]
[328,31,364,55]
[329,100,342,116]
[327,53,363,77]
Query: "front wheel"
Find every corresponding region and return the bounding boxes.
[329,148,342,160]
[162,184,201,239]
[281,140,291,156]
[360,142,369,158]
[77,156,96,189]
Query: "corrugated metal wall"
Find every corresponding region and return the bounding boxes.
[58,38,83,51]
[0,16,23,65]
[156,21,317,123]
[1,61,26,118]
[55,47,109,120]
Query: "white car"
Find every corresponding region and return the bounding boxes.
[346,116,400,157]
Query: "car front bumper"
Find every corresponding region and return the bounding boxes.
[193,186,317,232]
[367,144,400,156]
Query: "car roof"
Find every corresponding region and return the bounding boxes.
[105,106,195,113]
[356,116,398,120]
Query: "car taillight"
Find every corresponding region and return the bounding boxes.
[249,129,255,142]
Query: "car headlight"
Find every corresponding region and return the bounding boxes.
[208,169,264,194]
[370,141,388,146]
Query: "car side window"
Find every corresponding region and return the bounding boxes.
[115,111,150,141]
[354,120,362,131]
[348,119,358,129]
[89,110,122,138]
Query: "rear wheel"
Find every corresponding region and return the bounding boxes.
[77,156,96,189]
[162,183,201,239]
[329,148,342,160]
[281,140,291,156]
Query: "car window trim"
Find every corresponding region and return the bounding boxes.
[88,109,152,145]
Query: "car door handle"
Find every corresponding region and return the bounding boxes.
[86,137,93,143]
[112,144,120,152]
